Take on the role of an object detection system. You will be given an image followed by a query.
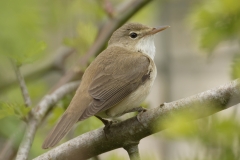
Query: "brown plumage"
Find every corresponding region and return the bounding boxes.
[42,23,169,149]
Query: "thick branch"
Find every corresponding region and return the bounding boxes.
[33,79,240,160]
[15,81,79,160]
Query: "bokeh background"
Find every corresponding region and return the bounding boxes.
[0,0,240,159]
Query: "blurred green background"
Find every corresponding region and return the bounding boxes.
[0,0,239,159]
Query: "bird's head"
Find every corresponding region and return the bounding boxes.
[108,23,170,59]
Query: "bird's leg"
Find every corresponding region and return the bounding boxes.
[123,106,147,114]
[121,106,147,125]
[135,106,147,125]
[95,115,111,126]
[95,116,113,139]
[136,106,147,113]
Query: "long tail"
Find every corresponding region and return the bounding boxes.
[42,110,79,149]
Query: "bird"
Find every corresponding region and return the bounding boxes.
[42,22,169,149]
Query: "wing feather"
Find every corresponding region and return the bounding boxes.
[79,48,150,120]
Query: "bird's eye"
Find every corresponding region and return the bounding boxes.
[129,32,138,39]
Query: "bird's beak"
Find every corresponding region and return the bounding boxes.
[147,25,170,35]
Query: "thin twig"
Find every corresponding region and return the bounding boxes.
[33,79,240,160]
[0,123,24,160]
[52,47,76,73]
[0,140,15,160]
[102,0,114,18]
[11,60,32,107]
[0,123,25,160]
[0,47,75,93]
[15,81,80,160]
[0,48,74,159]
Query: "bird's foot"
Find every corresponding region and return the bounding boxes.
[95,116,115,139]
[103,121,112,136]
[122,106,147,114]
[136,106,147,113]
[160,102,166,108]
[136,106,147,124]
[95,115,110,125]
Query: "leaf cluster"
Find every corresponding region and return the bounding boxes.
[189,0,240,79]
[189,0,240,52]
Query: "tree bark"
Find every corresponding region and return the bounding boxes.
[33,79,240,160]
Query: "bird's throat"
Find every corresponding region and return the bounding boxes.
[135,36,156,60]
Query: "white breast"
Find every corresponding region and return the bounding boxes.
[135,35,156,60]
[103,61,157,118]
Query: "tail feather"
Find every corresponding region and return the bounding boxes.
[42,91,91,149]
[42,111,79,149]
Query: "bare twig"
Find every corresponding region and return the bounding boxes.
[0,47,75,93]
[33,79,240,160]
[102,0,114,18]
[0,123,25,160]
[0,48,74,159]
[52,47,76,73]
[15,81,80,160]
[0,140,15,160]
[11,60,32,107]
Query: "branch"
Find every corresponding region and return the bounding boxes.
[123,142,140,160]
[0,47,75,93]
[33,79,240,160]
[52,47,76,73]
[11,60,32,107]
[0,48,75,159]
[50,0,153,92]
[15,81,80,160]
[0,124,25,160]
[102,0,114,18]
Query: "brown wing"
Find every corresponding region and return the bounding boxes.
[42,47,151,149]
[79,51,150,120]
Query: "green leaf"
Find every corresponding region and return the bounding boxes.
[0,0,46,65]
[0,101,31,119]
[188,0,240,53]
[0,102,15,119]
